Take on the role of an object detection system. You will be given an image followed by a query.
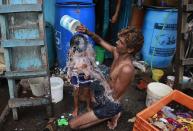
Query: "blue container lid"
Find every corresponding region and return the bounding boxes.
[146,6,178,12]
[56,3,95,7]
[56,0,93,4]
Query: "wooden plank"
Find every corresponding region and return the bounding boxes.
[174,0,184,89]
[7,79,16,98]
[46,104,53,117]
[0,105,10,129]
[41,46,48,69]
[5,70,47,78]
[0,14,10,71]
[11,46,43,71]
[1,39,44,47]
[0,63,5,74]
[0,4,42,14]
[7,79,18,120]
[182,58,193,65]
[38,0,43,4]
[12,108,18,120]
[38,13,48,69]
[9,22,38,30]
[0,16,6,39]
[0,0,19,120]
[0,48,4,53]
[0,50,4,64]
[0,7,7,72]
[38,13,44,39]
[9,98,50,108]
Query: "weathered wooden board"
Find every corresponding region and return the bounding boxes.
[0,4,42,14]
[9,0,38,4]
[9,98,49,108]
[5,12,47,71]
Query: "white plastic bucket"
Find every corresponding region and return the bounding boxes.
[60,15,81,34]
[146,82,173,107]
[50,77,64,103]
[29,77,45,97]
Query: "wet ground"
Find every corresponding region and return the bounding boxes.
[0,75,147,131]
[1,67,193,131]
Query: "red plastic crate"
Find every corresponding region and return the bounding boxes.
[133,90,193,131]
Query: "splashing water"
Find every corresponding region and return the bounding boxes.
[66,34,115,102]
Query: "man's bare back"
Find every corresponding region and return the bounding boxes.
[107,48,135,100]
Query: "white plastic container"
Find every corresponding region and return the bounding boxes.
[50,77,64,103]
[29,77,45,97]
[146,82,173,107]
[60,15,81,34]
[166,76,191,86]
[182,76,191,83]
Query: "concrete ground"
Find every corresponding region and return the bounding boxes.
[1,62,192,131]
[0,74,147,131]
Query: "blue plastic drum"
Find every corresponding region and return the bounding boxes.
[56,0,93,4]
[142,8,178,68]
[55,3,95,68]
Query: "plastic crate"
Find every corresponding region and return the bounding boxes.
[133,90,193,131]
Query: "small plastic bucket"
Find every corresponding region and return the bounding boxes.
[146,82,173,107]
[95,46,105,64]
[60,15,81,34]
[166,75,191,86]
[29,77,45,97]
[50,77,64,103]
[183,76,191,83]
[152,69,164,81]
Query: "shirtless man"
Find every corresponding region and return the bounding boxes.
[69,26,144,129]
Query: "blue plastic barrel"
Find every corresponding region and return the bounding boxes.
[55,3,95,68]
[142,8,177,68]
[56,0,93,4]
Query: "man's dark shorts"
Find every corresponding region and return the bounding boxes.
[90,65,122,120]
[93,96,122,119]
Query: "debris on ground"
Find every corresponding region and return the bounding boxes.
[128,117,136,123]
[43,113,74,131]
[133,61,147,73]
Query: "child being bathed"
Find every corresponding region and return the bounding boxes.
[66,33,96,117]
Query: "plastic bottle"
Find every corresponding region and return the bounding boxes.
[60,15,81,34]
[161,106,177,119]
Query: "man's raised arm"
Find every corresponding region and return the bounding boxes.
[76,25,115,53]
